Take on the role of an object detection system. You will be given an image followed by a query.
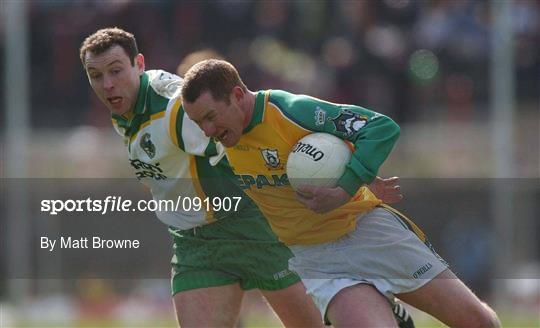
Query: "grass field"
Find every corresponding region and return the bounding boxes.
[7,314,540,328]
[3,292,539,327]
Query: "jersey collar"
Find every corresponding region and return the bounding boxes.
[243,90,266,133]
[111,72,149,136]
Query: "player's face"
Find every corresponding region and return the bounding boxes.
[85,45,144,116]
[184,90,245,147]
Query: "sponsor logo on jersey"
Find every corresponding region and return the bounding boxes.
[291,141,325,161]
[314,106,326,126]
[260,148,282,169]
[330,109,368,137]
[140,133,156,159]
[130,159,167,180]
[234,174,289,190]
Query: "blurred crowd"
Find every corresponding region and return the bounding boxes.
[1,0,538,128]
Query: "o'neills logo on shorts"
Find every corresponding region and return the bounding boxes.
[291,142,325,161]
[413,262,433,279]
[273,269,293,280]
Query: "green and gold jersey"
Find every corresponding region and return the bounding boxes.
[224,90,400,245]
[111,70,249,229]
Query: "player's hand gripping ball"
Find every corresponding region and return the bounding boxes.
[286,133,351,193]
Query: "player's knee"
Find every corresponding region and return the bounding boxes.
[463,303,500,328]
[481,304,501,328]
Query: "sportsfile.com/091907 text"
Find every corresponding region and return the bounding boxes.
[40,196,243,215]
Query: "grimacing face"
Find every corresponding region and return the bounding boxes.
[183,90,246,147]
[84,45,144,116]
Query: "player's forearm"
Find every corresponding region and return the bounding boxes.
[337,115,400,196]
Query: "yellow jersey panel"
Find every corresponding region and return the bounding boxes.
[226,91,382,245]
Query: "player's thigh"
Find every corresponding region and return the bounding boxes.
[261,281,324,328]
[396,269,500,328]
[326,283,397,327]
[173,283,244,327]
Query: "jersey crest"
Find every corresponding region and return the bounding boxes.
[260,148,282,169]
[330,109,368,137]
[140,133,156,159]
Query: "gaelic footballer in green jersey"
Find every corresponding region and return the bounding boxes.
[111,69,222,228]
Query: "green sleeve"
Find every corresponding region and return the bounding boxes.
[174,106,216,156]
[270,90,400,196]
[174,106,186,151]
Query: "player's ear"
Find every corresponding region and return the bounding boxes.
[232,86,245,102]
[135,54,145,73]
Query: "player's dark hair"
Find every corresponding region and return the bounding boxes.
[181,59,247,105]
[79,27,138,66]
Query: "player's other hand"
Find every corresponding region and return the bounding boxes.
[368,176,403,204]
[295,185,351,214]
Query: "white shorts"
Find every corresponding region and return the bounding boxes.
[288,206,448,321]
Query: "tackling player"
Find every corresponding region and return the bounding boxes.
[181,59,501,327]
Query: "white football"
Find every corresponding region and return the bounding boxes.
[287,133,351,190]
